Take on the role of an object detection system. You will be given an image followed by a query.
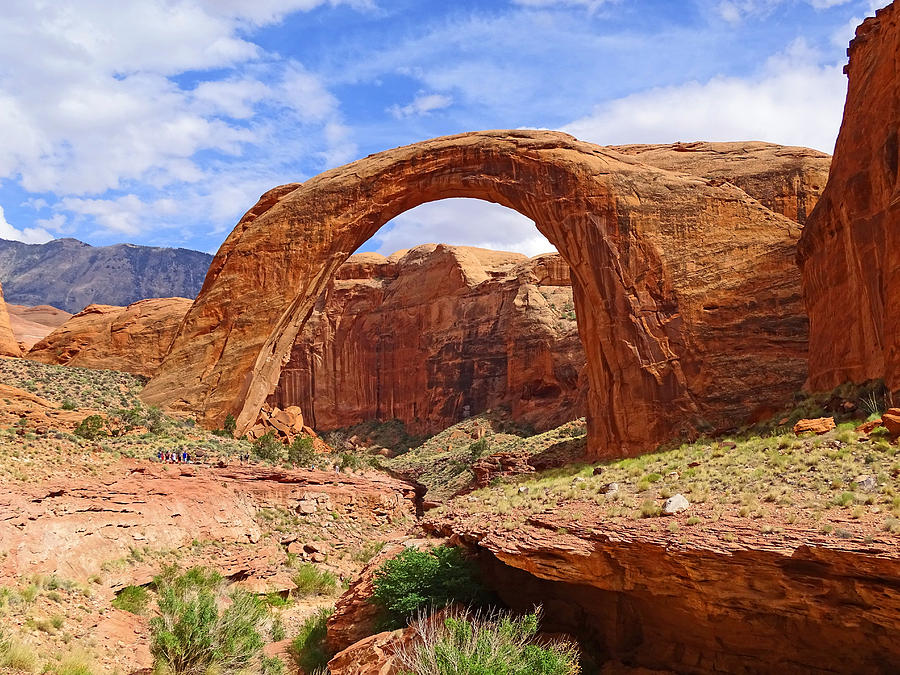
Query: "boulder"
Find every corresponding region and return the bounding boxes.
[798,2,900,392]
[327,628,409,675]
[662,494,690,515]
[882,408,900,437]
[793,417,836,435]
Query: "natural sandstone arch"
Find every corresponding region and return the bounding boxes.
[143,130,810,459]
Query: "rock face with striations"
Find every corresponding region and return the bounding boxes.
[143,130,822,459]
[0,281,21,357]
[6,304,72,351]
[798,2,900,392]
[27,298,192,378]
[269,245,585,434]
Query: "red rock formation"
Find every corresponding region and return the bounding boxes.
[6,303,71,351]
[613,141,831,224]
[798,3,900,391]
[270,245,585,435]
[0,281,21,357]
[27,298,191,377]
[144,130,813,460]
[428,506,900,673]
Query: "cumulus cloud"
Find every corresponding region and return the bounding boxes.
[388,92,453,119]
[564,39,846,153]
[0,0,360,242]
[372,199,555,257]
[0,206,53,244]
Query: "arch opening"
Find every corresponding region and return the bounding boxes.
[142,130,810,460]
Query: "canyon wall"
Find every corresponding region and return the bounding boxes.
[269,245,585,434]
[798,2,900,391]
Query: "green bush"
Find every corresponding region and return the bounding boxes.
[74,415,107,440]
[372,546,484,629]
[112,585,149,614]
[149,567,272,674]
[396,607,579,675]
[224,413,237,436]
[292,564,338,598]
[468,438,490,460]
[290,607,333,673]
[288,435,315,466]
[60,398,78,411]
[252,432,284,463]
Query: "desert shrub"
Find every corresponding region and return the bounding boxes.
[338,451,365,471]
[149,567,271,674]
[396,606,579,675]
[372,546,484,629]
[468,438,490,460]
[60,398,77,411]
[214,414,238,438]
[112,585,149,614]
[290,607,333,673]
[292,564,338,598]
[74,415,107,440]
[288,435,315,466]
[252,432,284,463]
[0,631,38,671]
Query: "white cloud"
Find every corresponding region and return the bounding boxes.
[0,0,360,240]
[716,0,855,23]
[0,206,53,244]
[512,0,615,9]
[564,39,846,153]
[373,199,555,257]
[388,92,453,119]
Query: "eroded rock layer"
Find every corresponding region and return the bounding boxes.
[429,511,900,673]
[27,298,192,377]
[798,2,900,391]
[7,303,72,351]
[144,130,814,459]
[270,245,585,434]
[0,281,21,357]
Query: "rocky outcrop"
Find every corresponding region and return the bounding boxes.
[429,505,900,673]
[0,461,417,583]
[270,245,585,434]
[798,2,900,391]
[27,298,192,377]
[7,303,72,351]
[0,281,20,356]
[0,237,212,313]
[144,130,813,460]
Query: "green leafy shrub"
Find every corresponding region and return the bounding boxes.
[112,585,149,614]
[468,438,490,460]
[74,415,107,440]
[396,607,579,675]
[60,398,78,411]
[372,546,484,629]
[149,567,272,674]
[214,413,238,438]
[292,564,338,598]
[288,435,315,466]
[290,607,333,673]
[252,432,284,463]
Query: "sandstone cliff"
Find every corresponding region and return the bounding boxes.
[798,2,900,392]
[0,281,21,357]
[27,298,192,378]
[7,304,71,351]
[269,245,585,434]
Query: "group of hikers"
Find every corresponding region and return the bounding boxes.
[157,450,192,464]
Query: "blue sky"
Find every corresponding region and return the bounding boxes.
[0,0,883,256]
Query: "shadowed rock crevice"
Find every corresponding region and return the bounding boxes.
[142,130,823,459]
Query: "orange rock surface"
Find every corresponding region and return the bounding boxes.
[27,297,192,377]
[270,245,585,434]
[0,281,21,357]
[798,2,900,391]
[6,303,71,350]
[792,416,836,435]
[144,130,816,459]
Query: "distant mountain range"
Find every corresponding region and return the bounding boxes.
[0,238,213,314]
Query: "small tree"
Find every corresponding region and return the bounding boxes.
[74,415,107,441]
[287,435,315,467]
[252,432,283,463]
